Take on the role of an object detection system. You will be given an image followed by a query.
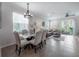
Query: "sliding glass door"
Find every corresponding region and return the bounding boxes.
[61,19,75,35]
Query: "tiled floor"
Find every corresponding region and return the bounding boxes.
[2,35,79,57]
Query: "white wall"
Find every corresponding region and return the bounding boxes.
[28,13,43,33]
[74,16,79,35]
[0,3,26,48]
[0,2,1,28]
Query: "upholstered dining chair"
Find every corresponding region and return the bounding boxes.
[41,30,47,46]
[30,30,43,53]
[22,30,28,35]
[14,31,28,56]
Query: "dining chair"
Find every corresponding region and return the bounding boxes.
[14,31,28,56]
[30,30,43,53]
[22,29,28,35]
[41,30,47,47]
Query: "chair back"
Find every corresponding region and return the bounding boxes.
[34,30,43,45]
[22,30,28,35]
[14,31,21,47]
[42,30,47,41]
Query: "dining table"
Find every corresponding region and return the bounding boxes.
[19,33,35,41]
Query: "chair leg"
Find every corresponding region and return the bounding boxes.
[15,45,18,51]
[24,45,27,49]
[31,44,34,49]
[44,40,46,44]
[41,42,43,48]
[34,44,42,53]
[39,43,42,49]
[34,46,37,53]
[18,47,21,56]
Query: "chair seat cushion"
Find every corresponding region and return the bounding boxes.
[29,39,35,44]
[21,39,29,47]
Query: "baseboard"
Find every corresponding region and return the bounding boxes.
[1,42,16,48]
[0,48,1,57]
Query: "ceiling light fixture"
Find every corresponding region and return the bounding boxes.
[65,10,75,17]
[24,3,32,18]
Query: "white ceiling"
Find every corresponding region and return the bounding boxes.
[13,2,79,18]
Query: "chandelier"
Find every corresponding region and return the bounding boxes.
[24,3,32,18]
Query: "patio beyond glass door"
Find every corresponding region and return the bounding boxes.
[61,19,74,35]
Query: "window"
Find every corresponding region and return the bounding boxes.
[45,20,49,30]
[13,12,29,32]
[45,19,59,30]
[61,19,74,35]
